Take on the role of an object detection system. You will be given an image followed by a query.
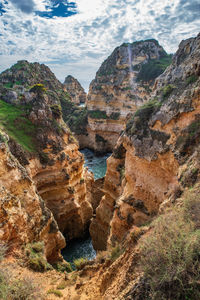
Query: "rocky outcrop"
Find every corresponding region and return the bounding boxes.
[90,33,200,250]
[64,75,87,104]
[84,39,171,152]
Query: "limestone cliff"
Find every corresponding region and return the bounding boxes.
[0,132,65,262]
[0,61,93,259]
[64,75,87,104]
[90,33,200,250]
[84,40,171,152]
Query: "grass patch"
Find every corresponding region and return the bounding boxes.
[53,261,73,273]
[0,100,37,152]
[73,257,88,270]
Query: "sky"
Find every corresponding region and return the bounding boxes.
[0,0,199,91]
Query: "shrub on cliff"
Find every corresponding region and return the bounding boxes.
[140,188,200,300]
[73,257,88,270]
[137,55,172,82]
[29,83,47,96]
[25,242,53,272]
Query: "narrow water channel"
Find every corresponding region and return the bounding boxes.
[62,148,111,265]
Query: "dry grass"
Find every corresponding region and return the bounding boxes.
[140,186,200,300]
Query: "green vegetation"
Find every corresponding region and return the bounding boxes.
[110,244,124,262]
[50,104,62,119]
[140,187,200,299]
[0,100,37,152]
[186,75,198,85]
[53,261,72,273]
[137,55,172,82]
[188,120,200,137]
[3,82,13,89]
[29,83,47,96]
[162,84,176,98]
[126,98,161,136]
[47,289,63,298]
[60,95,88,135]
[25,242,52,272]
[15,80,23,86]
[73,257,88,270]
[89,110,107,119]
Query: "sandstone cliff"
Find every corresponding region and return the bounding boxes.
[0,61,93,260]
[84,40,171,152]
[0,131,65,262]
[64,75,87,104]
[90,33,200,250]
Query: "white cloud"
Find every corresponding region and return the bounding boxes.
[0,0,199,90]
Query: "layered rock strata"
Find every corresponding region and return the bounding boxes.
[90,33,200,250]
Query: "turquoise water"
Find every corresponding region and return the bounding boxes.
[62,148,111,265]
[80,148,111,179]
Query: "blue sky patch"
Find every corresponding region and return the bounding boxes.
[0,2,5,16]
[36,0,77,18]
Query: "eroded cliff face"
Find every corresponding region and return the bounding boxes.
[84,40,171,153]
[90,33,200,250]
[64,75,87,105]
[0,61,93,260]
[0,134,65,262]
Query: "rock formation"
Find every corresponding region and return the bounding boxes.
[0,132,65,262]
[0,61,93,261]
[90,33,200,250]
[64,75,87,104]
[84,39,171,153]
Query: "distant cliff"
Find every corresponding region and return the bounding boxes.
[64,75,87,104]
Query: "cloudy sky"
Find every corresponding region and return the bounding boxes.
[0,0,199,90]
